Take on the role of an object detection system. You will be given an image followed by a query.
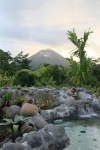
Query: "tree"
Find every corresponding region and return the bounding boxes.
[0,49,12,74]
[67,29,93,84]
[11,51,31,71]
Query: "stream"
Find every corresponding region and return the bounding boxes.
[61,117,100,150]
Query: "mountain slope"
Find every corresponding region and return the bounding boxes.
[29,49,70,70]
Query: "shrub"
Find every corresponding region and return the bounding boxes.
[15,96,25,106]
[14,69,35,86]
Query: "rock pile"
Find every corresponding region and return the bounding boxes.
[0,86,100,150]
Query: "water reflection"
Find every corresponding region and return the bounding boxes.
[61,118,100,150]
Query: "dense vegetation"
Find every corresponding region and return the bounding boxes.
[0,29,100,96]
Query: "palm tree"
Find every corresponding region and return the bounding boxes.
[67,29,93,84]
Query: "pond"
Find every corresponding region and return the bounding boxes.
[61,117,100,150]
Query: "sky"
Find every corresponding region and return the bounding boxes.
[0,0,100,59]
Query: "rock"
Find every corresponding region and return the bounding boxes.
[2,105,21,118]
[20,122,33,134]
[35,90,46,99]
[25,131,42,148]
[20,103,39,116]
[39,124,70,150]
[41,109,57,120]
[9,90,21,106]
[53,96,66,106]
[77,91,91,102]
[66,89,73,96]
[85,90,93,95]
[2,143,25,150]
[55,104,68,112]
[65,96,76,107]
[34,117,48,129]
[80,130,86,133]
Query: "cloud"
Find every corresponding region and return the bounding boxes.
[0,0,100,58]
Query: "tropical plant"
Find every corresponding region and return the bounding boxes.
[67,29,93,84]
[2,91,12,106]
[33,65,56,87]
[0,115,34,131]
[37,94,55,109]
[0,115,23,132]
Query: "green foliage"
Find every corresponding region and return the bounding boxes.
[14,69,35,86]
[2,91,12,106]
[33,65,56,86]
[0,115,23,132]
[33,64,66,86]
[15,96,25,106]
[0,49,12,73]
[0,49,31,76]
[0,73,15,87]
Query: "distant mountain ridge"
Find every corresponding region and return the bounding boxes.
[29,49,70,70]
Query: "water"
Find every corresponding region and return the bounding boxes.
[78,104,97,118]
[61,117,100,150]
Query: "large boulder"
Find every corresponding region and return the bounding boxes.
[39,124,70,150]
[25,131,42,148]
[20,103,39,116]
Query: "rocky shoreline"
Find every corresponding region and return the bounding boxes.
[0,86,100,150]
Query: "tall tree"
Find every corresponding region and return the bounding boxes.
[0,49,12,74]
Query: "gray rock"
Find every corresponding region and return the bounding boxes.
[25,131,42,148]
[77,91,91,102]
[2,105,20,118]
[41,109,57,120]
[64,96,76,107]
[20,122,33,134]
[39,124,70,150]
[9,90,21,106]
[2,143,25,150]
[34,117,48,129]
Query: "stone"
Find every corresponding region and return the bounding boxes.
[34,117,48,129]
[2,143,25,150]
[20,122,33,134]
[9,90,21,106]
[39,124,70,150]
[20,103,39,116]
[25,131,42,148]
[77,91,91,102]
[2,105,21,118]
[65,96,76,107]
